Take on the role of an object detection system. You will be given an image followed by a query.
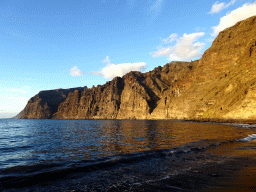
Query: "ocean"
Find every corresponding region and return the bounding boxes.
[1,119,256,191]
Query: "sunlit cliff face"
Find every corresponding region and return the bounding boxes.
[17,16,256,122]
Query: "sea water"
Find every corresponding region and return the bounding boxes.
[0,119,256,191]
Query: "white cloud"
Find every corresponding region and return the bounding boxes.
[149,0,164,16]
[152,32,205,61]
[162,33,178,44]
[102,56,111,64]
[212,2,256,36]
[69,66,85,77]
[151,0,163,11]
[205,37,215,43]
[10,89,27,94]
[209,0,236,14]
[8,85,36,95]
[93,57,147,79]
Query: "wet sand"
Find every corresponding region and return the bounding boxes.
[126,156,256,192]
[29,155,256,191]
[127,138,256,192]
[2,156,256,192]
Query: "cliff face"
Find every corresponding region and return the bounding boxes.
[17,87,87,119]
[53,77,124,119]
[155,15,256,121]
[17,16,256,122]
[51,61,195,120]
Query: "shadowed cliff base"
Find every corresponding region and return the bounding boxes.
[16,16,256,122]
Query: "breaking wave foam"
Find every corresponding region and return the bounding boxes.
[238,134,256,142]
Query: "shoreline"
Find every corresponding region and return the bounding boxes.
[3,155,256,191]
[12,117,256,125]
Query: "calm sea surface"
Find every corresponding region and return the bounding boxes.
[0,119,256,191]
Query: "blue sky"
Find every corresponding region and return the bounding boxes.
[1,0,256,118]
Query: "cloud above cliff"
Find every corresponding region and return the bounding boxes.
[93,56,147,79]
[209,0,236,14]
[149,0,164,15]
[69,66,85,77]
[10,89,27,94]
[8,85,35,95]
[162,33,178,44]
[152,32,205,61]
[102,56,111,64]
[212,2,256,36]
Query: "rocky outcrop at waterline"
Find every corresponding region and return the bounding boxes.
[16,16,256,122]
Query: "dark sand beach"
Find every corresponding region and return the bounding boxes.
[128,156,256,192]
[6,153,256,191]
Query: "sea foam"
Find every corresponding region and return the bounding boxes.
[239,134,256,142]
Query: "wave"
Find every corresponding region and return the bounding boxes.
[237,134,256,142]
[0,138,230,190]
[0,145,32,153]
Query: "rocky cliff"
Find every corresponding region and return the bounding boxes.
[15,87,87,119]
[17,16,256,122]
[52,61,195,120]
[153,15,256,122]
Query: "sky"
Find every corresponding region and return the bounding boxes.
[0,0,256,118]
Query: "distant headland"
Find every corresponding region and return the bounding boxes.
[15,16,256,123]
